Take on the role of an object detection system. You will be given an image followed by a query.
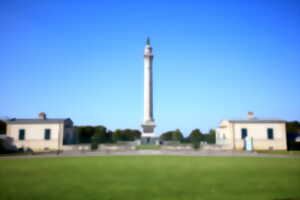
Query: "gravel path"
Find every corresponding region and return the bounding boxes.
[1,150,300,159]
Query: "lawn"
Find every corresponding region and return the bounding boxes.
[0,156,299,200]
[257,150,300,156]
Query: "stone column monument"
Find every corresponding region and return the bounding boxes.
[141,37,156,143]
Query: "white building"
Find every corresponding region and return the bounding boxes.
[216,112,287,150]
[6,112,75,151]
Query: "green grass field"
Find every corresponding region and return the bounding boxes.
[257,150,300,156]
[0,156,299,200]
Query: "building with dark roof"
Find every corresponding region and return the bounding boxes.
[216,112,287,150]
[6,113,75,151]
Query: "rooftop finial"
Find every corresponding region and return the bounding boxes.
[146,36,150,45]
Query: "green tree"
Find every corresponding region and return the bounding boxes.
[188,129,203,142]
[160,129,183,142]
[105,130,113,143]
[75,125,111,144]
[95,126,107,143]
[75,126,95,143]
[188,129,202,149]
[111,129,141,142]
[172,129,183,141]
[0,120,6,135]
[112,129,122,142]
[286,121,300,134]
[286,121,300,150]
[90,126,106,150]
[90,137,98,150]
[160,131,174,141]
[122,129,133,141]
[132,129,142,139]
[207,129,216,144]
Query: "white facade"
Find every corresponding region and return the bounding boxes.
[216,112,287,150]
[142,37,156,138]
[6,113,74,151]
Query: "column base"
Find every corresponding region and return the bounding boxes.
[141,137,160,145]
[141,122,155,138]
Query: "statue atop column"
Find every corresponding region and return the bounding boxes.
[146,37,150,45]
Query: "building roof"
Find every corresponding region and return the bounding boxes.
[6,118,71,124]
[221,112,286,124]
[228,118,285,123]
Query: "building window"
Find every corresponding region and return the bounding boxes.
[45,129,51,140]
[19,129,25,140]
[267,128,274,140]
[241,128,247,139]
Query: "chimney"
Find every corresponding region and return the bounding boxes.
[38,112,47,120]
[247,112,255,120]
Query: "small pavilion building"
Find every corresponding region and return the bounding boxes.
[216,112,287,150]
[6,112,75,151]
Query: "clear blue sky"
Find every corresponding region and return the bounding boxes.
[1,0,300,135]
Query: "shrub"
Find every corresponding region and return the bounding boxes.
[160,129,183,142]
[192,142,200,150]
[112,129,142,142]
[90,137,98,150]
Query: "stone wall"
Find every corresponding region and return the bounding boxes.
[99,144,136,151]
[161,145,193,151]
[200,144,226,151]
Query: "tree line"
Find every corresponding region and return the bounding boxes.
[75,125,216,148]
[286,121,300,150]
[76,126,141,144]
[160,128,216,148]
